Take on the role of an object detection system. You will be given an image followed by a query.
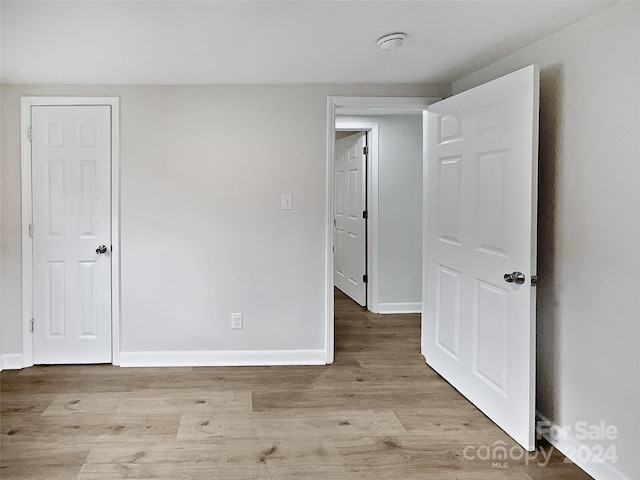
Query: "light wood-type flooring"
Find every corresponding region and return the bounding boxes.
[1,289,592,479]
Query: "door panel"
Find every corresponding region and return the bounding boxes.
[423,65,539,450]
[438,156,462,245]
[473,279,509,395]
[32,105,112,364]
[435,265,461,360]
[334,132,366,306]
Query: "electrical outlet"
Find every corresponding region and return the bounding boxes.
[231,313,243,330]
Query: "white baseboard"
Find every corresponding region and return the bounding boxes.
[536,412,632,480]
[119,349,327,367]
[376,302,421,314]
[1,353,25,370]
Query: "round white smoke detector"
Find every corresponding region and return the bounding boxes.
[377,33,407,51]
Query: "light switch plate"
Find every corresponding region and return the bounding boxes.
[282,193,293,210]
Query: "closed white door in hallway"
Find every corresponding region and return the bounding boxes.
[334,132,367,306]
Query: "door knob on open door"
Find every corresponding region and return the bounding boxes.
[96,245,108,254]
[504,271,526,284]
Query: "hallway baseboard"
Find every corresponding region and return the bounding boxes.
[377,302,421,314]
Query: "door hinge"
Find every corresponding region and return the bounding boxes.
[363,211,368,219]
[363,274,368,283]
[363,146,368,155]
[30,319,34,333]
[27,128,32,142]
[28,224,33,237]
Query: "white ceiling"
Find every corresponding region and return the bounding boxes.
[0,0,614,85]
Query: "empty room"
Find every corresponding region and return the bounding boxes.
[0,1,638,479]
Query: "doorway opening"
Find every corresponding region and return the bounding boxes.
[325,96,440,364]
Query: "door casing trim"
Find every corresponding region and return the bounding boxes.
[20,97,121,367]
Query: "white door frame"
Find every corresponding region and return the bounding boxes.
[20,97,121,367]
[325,96,440,363]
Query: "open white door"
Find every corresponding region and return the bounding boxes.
[334,132,367,306]
[422,65,539,450]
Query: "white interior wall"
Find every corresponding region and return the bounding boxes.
[453,3,639,479]
[336,114,424,313]
[373,115,423,311]
[0,83,449,364]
